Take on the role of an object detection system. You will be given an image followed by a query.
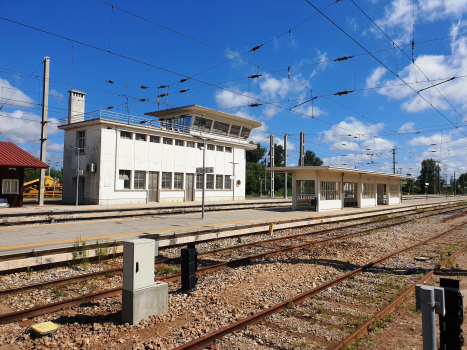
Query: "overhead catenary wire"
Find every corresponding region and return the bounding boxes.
[306,0,467,138]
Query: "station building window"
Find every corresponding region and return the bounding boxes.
[174,173,184,189]
[229,125,241,137]
[206,174,214,189]
[207,144,214,151]
[197,143,203,150]
[213,121,229,136]
[225,147,232,153]
[216,175,223,189]
[224,176,232,190]
[149,136,160,143]
[161,172,172,189]
[120,131,132,139]
[362,183,375,199]
[119,170,131,189]
[186,141,194,148]
[135,133,146,141]
[193,117,212,132]
[320,181,340,200]
[163,138,173,145]
[196,174,203,189]
[134,171,146,189]
[389,184,399,198]
[240,127,251,139]
[175,139,184,147]
[77,131,86,154]
[216,145,224,152]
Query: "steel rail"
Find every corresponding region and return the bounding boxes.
[331,241,467,349]
[0,205,464,325]
[172,221,467,350]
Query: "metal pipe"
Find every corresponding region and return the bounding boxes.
[420,286,436,350]
[202,139,206,220]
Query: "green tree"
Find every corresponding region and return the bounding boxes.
[246,142,267,163]
[24,167,63,184]
[245,162,265,196]
[457,173,467,195]
[417,159,440,194]
[304,150,323,166]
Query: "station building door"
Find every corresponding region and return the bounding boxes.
[185,174,194,201]
[377,184,387,205]
[148,171,159,202]
[296,180,316,211]
[343,182,358,208]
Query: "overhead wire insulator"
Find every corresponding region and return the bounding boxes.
[140,120,147,124]
[107,80,114,84]
[158,85,168,89]
[158,93,168,98]
[107,106,114,109]
[288,66,290,79]
[140,98,148,102]
[334,90,353,96]
[140,86,148,89]
[180,78,188,83]
[248,74,262,79]
[249,103,262,107]
[250,44,263,52]
[179,89,190,93]
[412,40,415,63]
[334,55,353,62]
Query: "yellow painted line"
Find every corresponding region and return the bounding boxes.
[0,211,322,251]
[0,201,439,252]
[0,209,256,231]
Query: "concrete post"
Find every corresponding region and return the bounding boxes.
[282,133,289,199]
[38,57,50,206]
[270,135,274,197]
[420,286,436,350]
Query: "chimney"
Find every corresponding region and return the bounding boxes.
[68,90,86,124]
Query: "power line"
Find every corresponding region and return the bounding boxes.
[305,0,467,138]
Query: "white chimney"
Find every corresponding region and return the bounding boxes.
[68,90,86,124]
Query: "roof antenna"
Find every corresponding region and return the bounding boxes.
[70,45,74,91]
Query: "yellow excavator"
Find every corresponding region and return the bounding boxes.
[23,176,62,196]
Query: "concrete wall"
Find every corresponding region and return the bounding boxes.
[62,125,101,204]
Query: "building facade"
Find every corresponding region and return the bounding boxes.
[268,166,413,212]
[59,92,261,205]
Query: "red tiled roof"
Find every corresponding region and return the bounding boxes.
[0,142,49,168]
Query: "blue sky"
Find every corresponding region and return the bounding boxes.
[1,0,467,178]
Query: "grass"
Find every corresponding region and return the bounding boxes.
[95,239,108,263]
[411,306,421,314]
[377,215,389,220]
[287,301,295,309]
[26,266,33,276]
[105,271,115,278]
[262,290,268,296]
[69,236,89,268]
[440,251,446,261]
[156,265,179,275]
[50,286,68,299]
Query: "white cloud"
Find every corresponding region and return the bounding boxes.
[371,0,467,45]
[274,137,295,151]
[225,48,245,69]
[320,116,385,143]
[47,142,64,152]
[214,88,250,109]
[0,110,61,144]
[50,89,65,100]
[398,122,415,134]
[366,67,387,88]
[0,77,35,109]
[365,21,467,113]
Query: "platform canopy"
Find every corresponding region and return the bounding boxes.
[265,166,415,179]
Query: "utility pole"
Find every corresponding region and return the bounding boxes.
[282,133,289,199]
[437,161,440,195]
[38,56,50,206]
[48,160,51,176]
[299,132,305,166]
[269,135,275,197]
[454,172,456,196]
[264,157,267,194]
[392,149,396,174]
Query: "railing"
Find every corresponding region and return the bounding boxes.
[59,110,249,141]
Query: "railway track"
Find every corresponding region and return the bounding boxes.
[174,221,467,350]
[0,203,465,325]
[0,203,462,297]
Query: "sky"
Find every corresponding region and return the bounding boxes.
[1,0,467,179]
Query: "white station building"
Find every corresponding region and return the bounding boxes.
[59,90,261,205]
[267,166,414,212]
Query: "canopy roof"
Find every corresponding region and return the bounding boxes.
[266,166,415,179]
[0,142,49,168]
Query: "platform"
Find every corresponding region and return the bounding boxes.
[0,196,465,258]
